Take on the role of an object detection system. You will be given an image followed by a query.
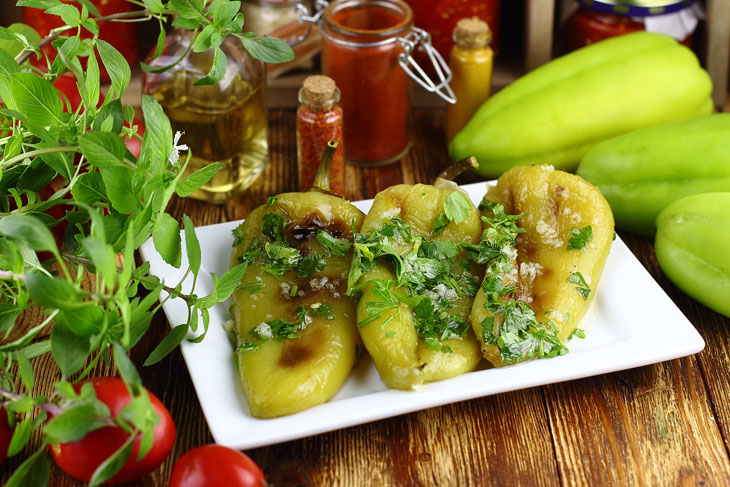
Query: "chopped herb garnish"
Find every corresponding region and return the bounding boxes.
[443,191,473,225]
[265,196,277,208]
[473,199,568,364]
[262,242,301,276]
[384,331,395,338]
[232,227,245,247]
[261,213,287,243]
[290,284,299,296]
[316,230,352,257]
[567,225,593,250]
[432,213,450,235]
[348,217,479,353]
[569,328,585,339]
[296,253,326,279]
[238,302,334,353]
[567,272,591,300]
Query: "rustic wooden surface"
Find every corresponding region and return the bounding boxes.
[3,107,730,487]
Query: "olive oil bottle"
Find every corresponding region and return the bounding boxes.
[143,30,268,203]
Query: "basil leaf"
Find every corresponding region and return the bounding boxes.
[4,447,50,487]
[213,263,248,302]
[175,162,221,197]
[140,95,173,168]
[113,343,142,394]
[238,34,295,63]
[78,131,128,168]
[89,435,134,487]
[152,213,182,268]
[170,0,206,20]
[0,213,58,254]
[99,166,139,214]
[10,73,63,128]
[144,324,188,366]
[193,46,227,86]
[51,319,90,377]
[0,302,21,337]
[71,171,106,205]
[44,404,109,443]
[97,40,131,98]
[183,215,201,275]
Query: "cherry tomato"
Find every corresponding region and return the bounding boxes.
[169,445,266,487]
[0,408,13,465]
[50,377,176,484]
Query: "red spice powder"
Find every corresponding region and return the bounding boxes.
[297,103,345,195]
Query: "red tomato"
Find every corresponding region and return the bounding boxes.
[0,408,12,465]
[169,445,266,487]
[50,377,176,484]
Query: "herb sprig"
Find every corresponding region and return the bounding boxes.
[0,1,292,485]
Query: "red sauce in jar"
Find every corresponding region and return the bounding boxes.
[565,6,693,50]
[322,1,413,165]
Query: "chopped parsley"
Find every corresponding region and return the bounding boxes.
[472,200,568,364]
[567,272,591,300]
[232,227,245,247]
[569,328,585,339]
[567,226,593,250]
[265,196,277,208]
[316,230,352,257]
[237,303,334,353]
[296,253,326,279]
[261,213,287,242]
[432,191,473,235]
[348,217,479,352]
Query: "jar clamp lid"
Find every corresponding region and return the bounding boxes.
[575,0,694,17]
[297,0,457,104]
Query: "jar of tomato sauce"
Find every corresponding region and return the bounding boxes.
[302,0,455,166]
[564,0,696,51]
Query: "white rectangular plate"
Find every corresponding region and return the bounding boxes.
[139,182,705,450]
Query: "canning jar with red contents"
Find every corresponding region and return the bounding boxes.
[321,0,413,166]
[564,0,695,51]
[297,75,345,194]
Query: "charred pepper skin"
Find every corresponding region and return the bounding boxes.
[471,165,614,367]
[356,183,484,390]
[230,191,364,418]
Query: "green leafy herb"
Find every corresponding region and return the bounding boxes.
[432,213,450,235]
[567,225,593,250]
[238,302,334,352]
[261,213,287,243]
[567,272,591,300]
[569,328,585,339]
[473,199,568,364]
[265,196,276,208]
[316,230,352,257]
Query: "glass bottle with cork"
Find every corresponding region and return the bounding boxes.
[142,27,268,203]
[446,17,493,142]
[297,75,345,195]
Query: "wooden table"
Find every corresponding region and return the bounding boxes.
[5,108,730,486]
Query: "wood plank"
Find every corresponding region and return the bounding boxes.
[526,0,556,71]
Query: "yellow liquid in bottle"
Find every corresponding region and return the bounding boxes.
[153,71,268,203]
[446,44,493,143]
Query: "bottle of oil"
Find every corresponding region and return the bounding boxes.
[143,29,268,203]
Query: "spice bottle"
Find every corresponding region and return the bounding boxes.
[297,75,345,195]
[142,28,268,203]
[446,17,493,142]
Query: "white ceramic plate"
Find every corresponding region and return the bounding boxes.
[139,182,705,450]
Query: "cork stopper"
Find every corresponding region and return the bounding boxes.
[301,75,337,103]
[453,17,491,47]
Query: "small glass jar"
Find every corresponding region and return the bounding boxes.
[143,29,268,203]
[446,18,493,142]
[320,0,413,166]
[564,0,696,51]
[296,75,345,194]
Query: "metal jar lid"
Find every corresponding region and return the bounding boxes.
[576,0,694,17]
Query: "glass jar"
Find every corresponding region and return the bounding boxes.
[564,0,696,51]
[446,18,493,142]
[320,0,413,165]
[405,0,501,72]
[143,29,268,203]
[296,75,345,194]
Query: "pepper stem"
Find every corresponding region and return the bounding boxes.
[435,156,479,183]
[311,140,338,192]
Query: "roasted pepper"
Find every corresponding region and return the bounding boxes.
[577,114,730,235]
[470,165,614,367]
[449,32,713,178]
[349,159,484,390]
[229,143,364,418]
[655,193,730,318]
